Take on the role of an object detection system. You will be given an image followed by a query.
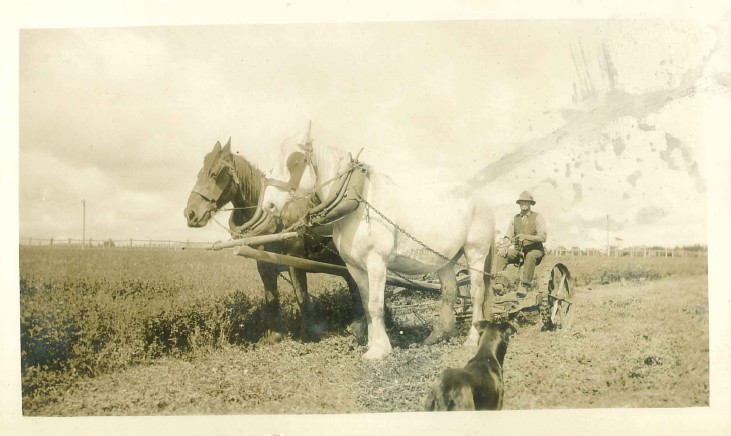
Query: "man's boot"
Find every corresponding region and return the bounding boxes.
[517,282,532,298]
[492,271,508,295]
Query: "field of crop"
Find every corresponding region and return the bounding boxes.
[19,247,708,415]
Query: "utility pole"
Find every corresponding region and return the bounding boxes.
[82,199,86,250]
[606,214,609,256]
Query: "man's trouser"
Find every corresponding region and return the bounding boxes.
[493,246,545,288]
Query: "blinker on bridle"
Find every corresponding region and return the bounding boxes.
[192,160,233,208]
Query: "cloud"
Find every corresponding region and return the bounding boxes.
[17,20,718,247]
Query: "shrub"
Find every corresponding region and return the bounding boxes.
[19,247,354,401]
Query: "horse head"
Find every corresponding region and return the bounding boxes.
[257,128,321,220]
[184,138,237,227]
[258,124,353,225]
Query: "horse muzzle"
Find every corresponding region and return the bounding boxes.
[185,204,214,228]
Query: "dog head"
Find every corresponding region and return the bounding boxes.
[472,320,518,366]
[474,320,518,338]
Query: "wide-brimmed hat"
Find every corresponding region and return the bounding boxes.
[516,191,536,205]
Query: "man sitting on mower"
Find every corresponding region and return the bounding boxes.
[493,191,547,298]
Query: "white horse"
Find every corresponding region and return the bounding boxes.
[259,134,496,359]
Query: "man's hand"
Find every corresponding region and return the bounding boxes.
[516,234,530,243]
[498,246,508,257]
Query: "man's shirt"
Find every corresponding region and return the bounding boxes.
[506,211,547,243]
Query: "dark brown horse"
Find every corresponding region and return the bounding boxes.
[184,139,363,342]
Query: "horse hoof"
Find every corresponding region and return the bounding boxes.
[305,326,326,343]
[423,329,452,346]
[347,319,368,346]
[362,344,392,360]
[260,331,284,345]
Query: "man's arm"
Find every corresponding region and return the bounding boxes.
[504,216,515,242]
[517,214,547,243]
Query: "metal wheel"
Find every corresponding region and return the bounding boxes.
[544,263,575,330]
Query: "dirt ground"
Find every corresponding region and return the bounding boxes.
[30,274,708,415]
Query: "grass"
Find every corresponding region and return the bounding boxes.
[545,254,707,286]
[18,246,708,414]
[19,247,354,409]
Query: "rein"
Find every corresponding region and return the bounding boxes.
[222,205,259,212]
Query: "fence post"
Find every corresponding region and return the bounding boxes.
[130,238,133,249]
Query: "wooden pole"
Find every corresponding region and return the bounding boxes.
[235,245,443,291]
[210,232,300,250]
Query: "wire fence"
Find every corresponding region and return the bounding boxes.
[17,237,707,257]
[18,237,213,250]
[549,247,707,258]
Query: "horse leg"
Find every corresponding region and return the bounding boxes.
[463,248,491,348]
[346,265,374,345]
[363,255,392,359]
[347,259,392,360]
[288,267,323,342]
[257,261,284,343]
[482,241,496,320]
[345,272,367,345]
[424,262,458,345]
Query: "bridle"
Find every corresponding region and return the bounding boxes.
[191,158,239,214]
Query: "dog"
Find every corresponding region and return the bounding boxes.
[425,321,518,411]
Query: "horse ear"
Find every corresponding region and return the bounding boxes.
[212,141,222,154]
[223,137,231,154]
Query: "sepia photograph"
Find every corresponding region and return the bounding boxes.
[4,1,731,435]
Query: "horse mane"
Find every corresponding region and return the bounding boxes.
[231,153,264,206]
[270,131,395,199]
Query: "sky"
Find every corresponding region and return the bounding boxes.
[14,11,731,249]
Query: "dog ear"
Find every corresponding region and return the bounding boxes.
[500,321,519,338]
[472,320,491,333]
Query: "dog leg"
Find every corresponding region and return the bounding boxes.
[450,385,476,411]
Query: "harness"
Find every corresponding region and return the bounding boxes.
[192,159,239,210]
[260,139,367,231]
[303,159,367,227]
[258,140,499,281]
